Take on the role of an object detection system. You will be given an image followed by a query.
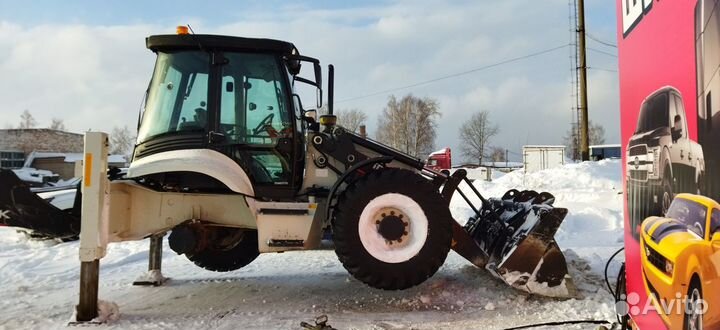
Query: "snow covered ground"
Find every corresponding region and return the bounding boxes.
[0,159,624,330]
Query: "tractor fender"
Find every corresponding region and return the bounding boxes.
[324,156,394,222]
[127,149,255,196]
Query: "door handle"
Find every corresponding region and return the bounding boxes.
[680,150,684,159]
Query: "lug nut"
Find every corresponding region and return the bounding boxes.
[397,238,402,243]
[403,222,409,227]
[399,214,404,219]
[376,220,380,224]
[390,211,395,216]
[381,213,386,217]
[403,231,408,235]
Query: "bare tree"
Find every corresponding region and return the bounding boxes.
[336,108,368,133]
[18,110,37,129]
[563,121,606,159]
[49,118,66,131]
[489,147,506,163]
[110,126,136,156]
[376,94,441,158]
[459,111,499,165]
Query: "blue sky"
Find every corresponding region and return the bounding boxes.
[0,0,388,25]
[0,0,619,161]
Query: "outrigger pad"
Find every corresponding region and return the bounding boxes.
[0,169,80,239]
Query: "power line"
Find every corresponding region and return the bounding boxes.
[335,44,571,104]
[586,33,617,48]
[587,47,617,58]
[588,67,618,73]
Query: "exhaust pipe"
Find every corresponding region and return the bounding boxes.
[327,64,334,115]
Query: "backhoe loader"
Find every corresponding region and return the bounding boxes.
[0,29,574,305]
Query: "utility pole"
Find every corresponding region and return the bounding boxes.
[577,0,590,161]
[505,149,508,168]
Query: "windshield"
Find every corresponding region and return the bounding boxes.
[137,51,210,143]
[635,92,669,134]
[666,198,708,237]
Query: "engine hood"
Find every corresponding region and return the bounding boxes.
[628,127,669,148]
[642,216,701,260]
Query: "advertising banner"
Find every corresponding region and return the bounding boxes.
[618,0,720,328]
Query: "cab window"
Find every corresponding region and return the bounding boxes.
[219,53,291,146]
[672,94,687,139]
[711,209,720,234]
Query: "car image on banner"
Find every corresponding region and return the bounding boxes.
[626,87,705,241]
[618,0,720,328]
[639,193,720,329]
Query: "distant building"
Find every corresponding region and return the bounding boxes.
[0,129,84,168]
[523,145,566,173]
[589,144,621,160]
[0,129,128,180]
[24,152,127,180]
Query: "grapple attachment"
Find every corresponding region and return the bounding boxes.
[446,170,575,298]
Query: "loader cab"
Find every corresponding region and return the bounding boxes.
[134,34,323,199]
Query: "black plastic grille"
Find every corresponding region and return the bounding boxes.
[629,169,648,181]
[629,145,647,156]
[646,245,667,274]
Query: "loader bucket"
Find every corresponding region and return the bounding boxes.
[487,208,576,298]
[0,169,80,239]
[445,170,574,298]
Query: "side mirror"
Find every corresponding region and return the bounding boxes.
[712,232,720,250]
[287,59,301,75]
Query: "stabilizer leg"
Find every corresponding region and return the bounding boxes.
[133,233,167,286]
[76,260,100,321]
[73,132,110,324]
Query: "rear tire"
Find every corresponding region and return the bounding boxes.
[332,168,452,290]
[186,229,259,272]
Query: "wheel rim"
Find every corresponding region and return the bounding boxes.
[687,288,703,330]
[358,193,429,263]
[662,185,672,215]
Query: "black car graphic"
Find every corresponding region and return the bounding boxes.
[626,87,705,240]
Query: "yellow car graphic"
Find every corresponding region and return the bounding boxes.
[640,193,720,329]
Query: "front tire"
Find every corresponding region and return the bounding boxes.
[333,168,452,290]
[684,278,704,330]
[661,173,673,215]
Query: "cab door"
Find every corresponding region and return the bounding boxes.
[211,51,299,199]
[669,92,692,191]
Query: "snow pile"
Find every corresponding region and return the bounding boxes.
[0,159,624,329]
[95,300,121,323]
[453,160,622,239]
[12,167,58,184]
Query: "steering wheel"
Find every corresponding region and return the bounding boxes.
[252,113,275,135]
